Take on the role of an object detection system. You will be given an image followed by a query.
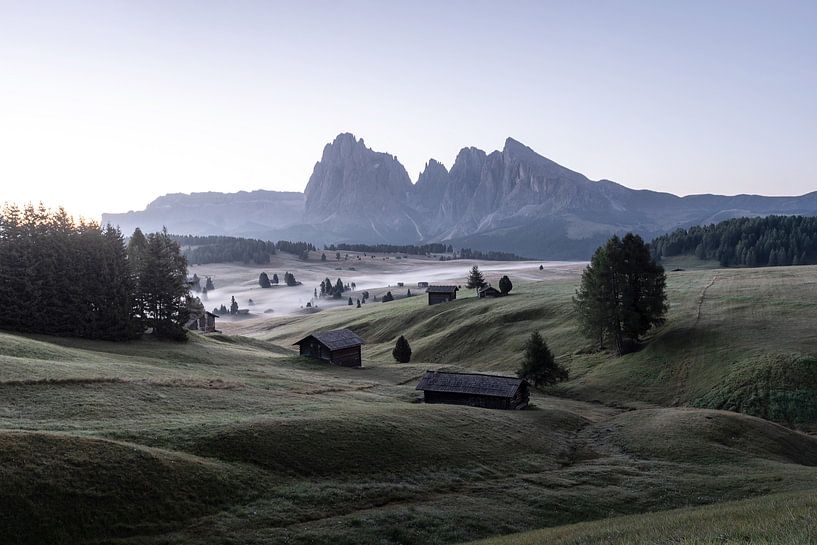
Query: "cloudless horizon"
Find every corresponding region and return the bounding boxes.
[1,0,816,219]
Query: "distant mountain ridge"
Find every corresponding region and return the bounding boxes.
[103,133,817,259]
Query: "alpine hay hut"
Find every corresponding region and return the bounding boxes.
[294,328,365,367]
[415,371,530,410]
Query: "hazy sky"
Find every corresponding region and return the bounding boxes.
[1,1,816,219]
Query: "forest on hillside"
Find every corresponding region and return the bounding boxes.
[0,206,191,340]
[171,235,277,265]
[651,215,817,267]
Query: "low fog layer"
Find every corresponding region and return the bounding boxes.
[189,253,583,320]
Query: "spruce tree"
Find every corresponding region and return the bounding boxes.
[574,234,667,355]
[466,265,487,291]
[392,335,412,363]
[517,332,567,387]
[230,296,238,315]
[136,229,190,341]
[382,291,394,302]
[499,275,513,295]
[348,297,353,305]
[259,272,271,288]
[271,273,278,285]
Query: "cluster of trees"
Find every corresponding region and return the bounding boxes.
[319,277,346,298]
[465,266,513,295]
[0,206,190,341]
[456,248,527,261]
[276,240,316,259]
[258,272,297,287]
[170,235,275,265]
[574,234,667,355]
[325,243,452,255]
[650,215,817,267]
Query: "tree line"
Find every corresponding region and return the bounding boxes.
[650,215,817,267]
[0,205,191,341]
[276,240,316,259]
[325,242,453,255]
[171,235,276,265]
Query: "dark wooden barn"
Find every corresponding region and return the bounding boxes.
[478,285,502,298]
[293,328,365,367]
[415,371,529,410]
[186,311,218,333]
[427,285,459,305]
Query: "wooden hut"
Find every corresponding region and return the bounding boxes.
[198,311,218,333]
[293,328,365,367]
[415,371,529,410]
[478,285,502,298]
[187,311,218,333]
[427,285,458,305]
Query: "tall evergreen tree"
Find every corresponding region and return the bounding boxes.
[466,265,487,291]
[259,272,271,288]
[137,229,190,341]
[575,234,667,355]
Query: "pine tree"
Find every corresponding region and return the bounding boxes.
[382,291,394,302]
[466,265,486,291]
[392,335,412,363]
[321,253,327,261]
[574,234,667,355]
[517,332,567,387]
[205,276,215,290]
[259,272,271,288]
[499,275,513,295]
[334,278,344,298]
[348,297,353,305]
[230,296,238,315]
[137,229,190,341]
[271,273,278,285]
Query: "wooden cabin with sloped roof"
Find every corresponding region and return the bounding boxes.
[415,371,529,409]
[426,285,459,305]
[293,328,365,367]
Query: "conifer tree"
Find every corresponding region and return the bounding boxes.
[499,275,513,295]
[270,273,278,285]
[466,265,487,291]
[134,229,189,341]
[259,272,271,288]
[518,332,567,387]
[392,335,412,363]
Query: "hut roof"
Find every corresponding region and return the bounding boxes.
[415,371,526,398]
[294,328,365,350]
[426,285,459,293]
[205,311,219,318]
[479,285,501,294]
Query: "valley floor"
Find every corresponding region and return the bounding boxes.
[2,261,817,544]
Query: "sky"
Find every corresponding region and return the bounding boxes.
[1,0,816,220]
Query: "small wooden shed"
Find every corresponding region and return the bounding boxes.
[427,285,459,305]
[293,328,365,367]
[198,311,218,332]
[415,371,529,410]
[478,285,502,298]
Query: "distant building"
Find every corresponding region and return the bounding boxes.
[293,328,365,367]
[478,285,502,298]
[186,311,219,333]
[427,285,458,305]
[417,281,429,288]
[415,371,529,410]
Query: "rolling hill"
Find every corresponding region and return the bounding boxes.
[2,264,817,543]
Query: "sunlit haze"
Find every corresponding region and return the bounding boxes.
[1,0,816,219]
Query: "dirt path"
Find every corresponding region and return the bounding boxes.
[694,274,719,326]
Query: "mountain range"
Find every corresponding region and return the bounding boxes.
[103,133,817,259]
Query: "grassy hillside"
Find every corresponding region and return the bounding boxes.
[239,265,817,428]
[464,490,817,545]
[2,264,817,544]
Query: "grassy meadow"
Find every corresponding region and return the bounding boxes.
[2,259,817,544]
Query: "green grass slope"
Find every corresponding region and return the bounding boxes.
[246,265,817,428]
[463,490,817,545]
[2,264,817,544]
